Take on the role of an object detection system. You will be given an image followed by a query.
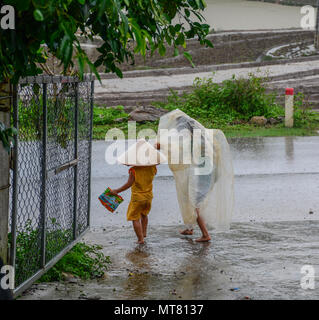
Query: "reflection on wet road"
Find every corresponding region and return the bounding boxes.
[21,221,319,300]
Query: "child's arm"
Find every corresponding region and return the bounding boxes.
[109,170,135,195]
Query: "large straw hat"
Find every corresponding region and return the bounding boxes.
[117,139,167,166]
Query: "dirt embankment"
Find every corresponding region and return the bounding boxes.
[105,30,315,71]
[44,30,315,75]
[123,30,314,71]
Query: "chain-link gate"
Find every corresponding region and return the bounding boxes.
[9,75,94,296]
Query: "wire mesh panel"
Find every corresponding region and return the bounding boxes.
[45,81,76,262]
[76,81,93,235]
[10,75,94,294]
[10,83,44,286]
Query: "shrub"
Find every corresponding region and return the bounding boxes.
[8,219,110,285]
[293,92,319,128]
[39,242,111,282]
[156,74,284,126]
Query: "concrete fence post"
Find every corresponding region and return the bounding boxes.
[285,88,294,128]
[0,82,11,264]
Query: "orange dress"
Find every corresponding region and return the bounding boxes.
[126,166,157,221]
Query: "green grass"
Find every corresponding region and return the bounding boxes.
[93,121,159,140]
[221,124,319,138]
[93,101,319,139]
[93,105,128,125]
[93,120,319,139]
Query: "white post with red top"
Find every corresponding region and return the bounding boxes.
[285,88,294,128]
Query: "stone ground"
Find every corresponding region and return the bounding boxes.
[19,137,319,300]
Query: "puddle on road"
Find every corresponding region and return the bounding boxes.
[20,221,319,300]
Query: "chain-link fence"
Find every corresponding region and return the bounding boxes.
[9,75,94,296]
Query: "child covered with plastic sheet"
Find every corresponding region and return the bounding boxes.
[156,110,234,242]
[109,139,166,244]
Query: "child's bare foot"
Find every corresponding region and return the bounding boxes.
[137,239,145,244]
[195,235,211,242]
[180,229,193,235]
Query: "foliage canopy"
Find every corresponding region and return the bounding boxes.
[0,0,212,82]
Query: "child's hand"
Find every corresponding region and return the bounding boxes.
[108,188,119,196]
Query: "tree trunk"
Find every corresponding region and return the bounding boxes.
[0,82,11,264]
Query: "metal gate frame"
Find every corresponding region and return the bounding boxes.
[9,75,94,296]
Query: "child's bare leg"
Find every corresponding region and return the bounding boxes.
[180,229,193,235]
[132,220,144,244]
[195,208,211,242]
[141,214,148,238]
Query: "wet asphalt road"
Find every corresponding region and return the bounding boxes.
[20,136,319,300]
[21,221,319,300]
[91,136,319,227]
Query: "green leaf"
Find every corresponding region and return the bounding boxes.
[205,39,213,48]
[176,33,185,46]
[77,0,85,4]
[86,57,101,82]
[98,0,108,18]
[33,9,44,21]
[200,0,207,9]
[0,121,17,154]
[183,52,195,68]
[63,42,73,66]
[195,0,201,9]
[115,67,123,78]
[169,26,176,37]
[175,24,182,32]
[77,55,85,78]
[158,43,166,56]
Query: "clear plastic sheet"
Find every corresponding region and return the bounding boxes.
[157,109,234,231]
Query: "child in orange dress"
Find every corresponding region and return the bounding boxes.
[109,139,166,244]
[109,166,157,244]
